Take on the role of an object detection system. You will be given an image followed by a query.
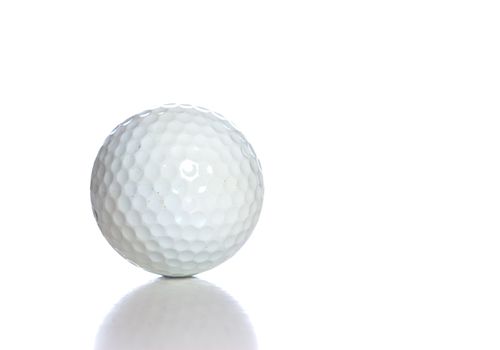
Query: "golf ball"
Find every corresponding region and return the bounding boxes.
[90,104,264,277]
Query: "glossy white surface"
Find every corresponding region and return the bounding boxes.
[91,105,264,276]
[95,278,257,350]
[2,1,500,349]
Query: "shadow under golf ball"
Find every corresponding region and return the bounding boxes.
[95,278,257,350]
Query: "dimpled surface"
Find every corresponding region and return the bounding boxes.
[91,104,264,277]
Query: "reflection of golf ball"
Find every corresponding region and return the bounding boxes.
[95,278,257,350]
[90,104,264,277]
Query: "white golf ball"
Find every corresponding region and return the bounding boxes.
[90,104,264,276]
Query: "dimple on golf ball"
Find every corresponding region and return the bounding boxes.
[90,104,264,277]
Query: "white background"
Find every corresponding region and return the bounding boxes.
[1,1,499,349]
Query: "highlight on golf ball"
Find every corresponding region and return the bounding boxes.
[90,104,264,277]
